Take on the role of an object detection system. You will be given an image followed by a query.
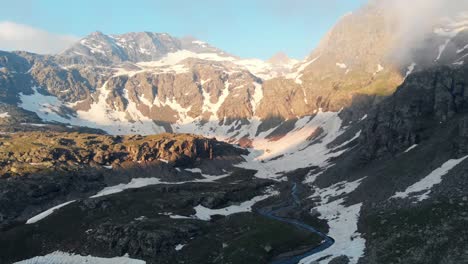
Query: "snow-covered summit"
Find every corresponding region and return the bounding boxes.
[58,31,228,65]
[57,31,301,80]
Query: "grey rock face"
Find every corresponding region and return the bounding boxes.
[359,65,468,160]
[0,51,35,104]
[0,51,31,73]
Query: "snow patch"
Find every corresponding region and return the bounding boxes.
[285,56,320,84]
[15,251,145,264]
[185,168,202,173]
[235,57,298,80]
[21,123,47,127]
[457,44,468,54]
[405,63,416,78]
[336,63,347,69]
[80,39,106,56]
[175,244,186,251]
[392,155,468,202]
[138,94,153,107]
[26,200,76,224]
[201,80,230,120]
[19,86,72,124]
[92,171,232,198]
[91,178,164,198]
[435,39,451,61]
[138,50,236,68]
[0,112,10,118]
[332,130,361,150]
[251,82,263,114]
[192,189,279,221]
[302,177,366,264]
[374,64,384,75]
[404,144,418,153]
[160,212,193,219]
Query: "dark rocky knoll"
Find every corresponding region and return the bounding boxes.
[0,132,247,230]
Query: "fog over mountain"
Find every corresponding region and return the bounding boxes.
[377,0,468,64]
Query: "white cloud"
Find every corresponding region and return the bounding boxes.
[0,21,79,54]
[375,0,468,65]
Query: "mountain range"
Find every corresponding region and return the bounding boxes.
[1,1,468,264]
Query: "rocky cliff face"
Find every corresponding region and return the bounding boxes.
[360,64,468,160]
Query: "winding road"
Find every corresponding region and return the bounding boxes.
[258,183,335,264]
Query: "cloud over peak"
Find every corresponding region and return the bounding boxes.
[0,21,78,54]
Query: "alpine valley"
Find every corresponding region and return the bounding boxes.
[1,1,468,264]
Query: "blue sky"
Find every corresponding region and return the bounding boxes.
[0,0,367,59]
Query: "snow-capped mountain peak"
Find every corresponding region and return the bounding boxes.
[58,31,228,66]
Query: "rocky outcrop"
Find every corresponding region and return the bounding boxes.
[29,62,109,103]
[359,64,468,160]
[0,52,34,104]
[0,131,247,230]
[0,132,245,177]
